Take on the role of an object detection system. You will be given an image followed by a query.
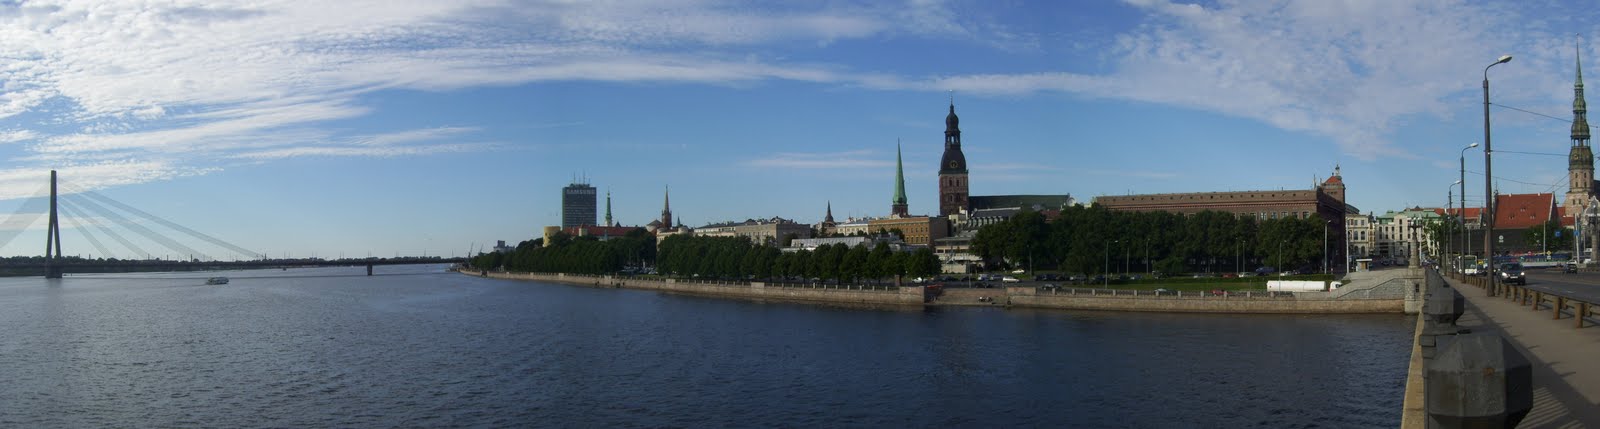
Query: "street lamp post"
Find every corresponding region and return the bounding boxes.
[1277,240,1285,275]
[1460,142,1478,259]
[1449,179,1462,270]
[1323,220,1331,274]
[1104,240,1115,287]
[1484,54,1511,296]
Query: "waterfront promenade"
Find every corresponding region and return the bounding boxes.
[1426,274,1600,427]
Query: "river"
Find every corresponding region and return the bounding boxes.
[0,265,1411,427]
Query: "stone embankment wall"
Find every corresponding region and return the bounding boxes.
[1006,287,1403,313]
[472,271,925,307]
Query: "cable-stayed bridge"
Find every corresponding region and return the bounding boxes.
[0,171,462,278]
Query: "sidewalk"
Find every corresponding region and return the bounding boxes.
[1444,276,1600,428]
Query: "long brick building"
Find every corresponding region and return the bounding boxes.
[1091,166,1351,273]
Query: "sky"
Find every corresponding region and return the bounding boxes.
[0,0,1599,259]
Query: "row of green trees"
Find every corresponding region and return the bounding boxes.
[657,234,940,282]
[469,229,657,274]
[468,228,941,283]
[970,206,1336,275]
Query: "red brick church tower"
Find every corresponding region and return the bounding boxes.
[938,99,969,216]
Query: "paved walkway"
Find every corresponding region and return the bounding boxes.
[1444,276,1600,428]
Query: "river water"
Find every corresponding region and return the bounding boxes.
[0,265,1411,427]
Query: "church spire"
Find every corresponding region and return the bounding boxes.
[891,141,908,217]
[825,201,835,223]
[1575,39,1591,143]
[659,185,673,229]
[604,190,613,226]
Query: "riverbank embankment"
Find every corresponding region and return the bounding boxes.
[470,271,926,307]
[462,268,1412,314]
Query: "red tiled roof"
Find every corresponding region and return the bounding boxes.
[1492,193,1556,229]
[1432,207,1483,220]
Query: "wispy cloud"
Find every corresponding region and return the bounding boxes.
[0,0,1010,195]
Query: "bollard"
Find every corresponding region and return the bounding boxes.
[1420,286,1468,358]
[1425,333,1532,428]
[1580,302,1591,329]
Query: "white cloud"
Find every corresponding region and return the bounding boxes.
[903,0,1573,161]
[0,0,1016,192]
[0,129,38,144]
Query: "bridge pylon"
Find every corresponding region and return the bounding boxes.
[44,170,62,279]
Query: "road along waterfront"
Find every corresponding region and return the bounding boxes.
[0,265,1410,427]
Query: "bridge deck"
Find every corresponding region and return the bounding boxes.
[1444,275,1600,427]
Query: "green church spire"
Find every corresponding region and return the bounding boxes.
[891,140,909,217]
[893,142,907,204]
[1576,40,1591,142]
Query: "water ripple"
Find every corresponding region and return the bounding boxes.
[0,266,1411,427]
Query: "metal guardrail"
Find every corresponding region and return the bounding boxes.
[1033,287,1304,299]
[1446,270,1596,328]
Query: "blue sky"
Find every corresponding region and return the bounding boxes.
[1,0,1599,259]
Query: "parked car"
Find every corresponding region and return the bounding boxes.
[1209,289,1226,296]
[1153,288,1171,295]
[1499,263,1526,285]
[1001,276,1021,283]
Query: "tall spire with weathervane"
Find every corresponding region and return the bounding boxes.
[604,190,614,226]
[892,141,909,217]
[660,185,673,229]
[1568,38,1596,220]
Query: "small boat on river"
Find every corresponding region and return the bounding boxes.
[206,277,229,285]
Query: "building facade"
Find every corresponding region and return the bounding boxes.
[561,181,597,229]
[1092,166,1349,273]
[867,216,949,247]
[1346,213,1375,259]
[694,217,813,246]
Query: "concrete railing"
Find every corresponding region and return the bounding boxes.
[1445,270,1597,328]
[1412,270,1533,427]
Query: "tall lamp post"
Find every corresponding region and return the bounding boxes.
[1104,239,1116,287]
[1323,220,1330,274]
[1484,54,1512,295]
[1237,239,1243,274]
[1449,180,1462,269]
[1459,142,1477,259]
[1277,240,1285,275]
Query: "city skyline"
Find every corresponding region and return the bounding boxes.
[4,1,1600,258]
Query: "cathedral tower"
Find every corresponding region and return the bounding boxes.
[938,99,970,216]
[1568,42,1596,220]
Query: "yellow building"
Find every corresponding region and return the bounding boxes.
[867,216,949,246]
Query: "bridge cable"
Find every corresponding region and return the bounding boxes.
[0,186,51,252]
[70,187,260,260]
[58,197,147,259]
[55,201,117,260]
[61,193,208,261]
